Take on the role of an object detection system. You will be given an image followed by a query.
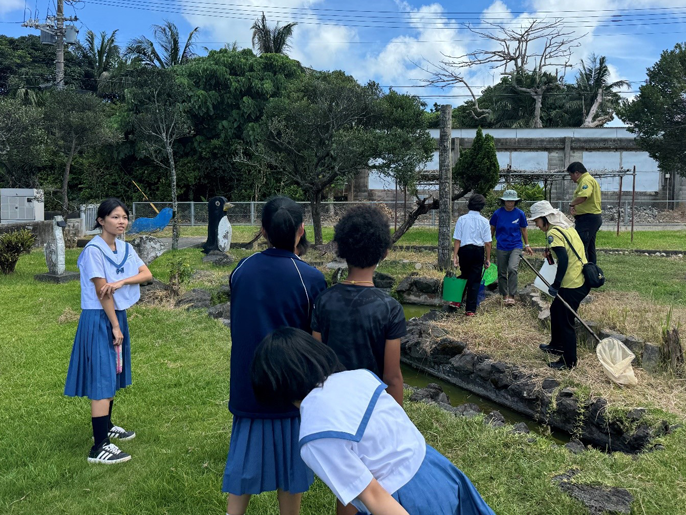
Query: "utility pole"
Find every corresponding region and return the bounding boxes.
[437,105,453,270]
[55,0,65,90]
[22,1,77,90]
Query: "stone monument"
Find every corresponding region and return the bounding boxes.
[35,216,80,283]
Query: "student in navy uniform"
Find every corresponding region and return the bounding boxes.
[252,328,497,515]
[64,198,152,464]
[489,190,533,306]
[452,194,492,316]
[223,197,327,515]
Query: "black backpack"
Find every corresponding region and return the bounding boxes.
[552,229,605,288]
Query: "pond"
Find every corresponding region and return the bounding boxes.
[402,303,569,443]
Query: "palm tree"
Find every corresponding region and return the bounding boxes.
[125,21,199,68]
[82,30,120,80]
[251,12,297,55]
[576,55,630,127]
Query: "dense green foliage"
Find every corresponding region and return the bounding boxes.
[0,229,35,274]
[619,42,686,178]
[453,128,500,196]
[0,32,431,216]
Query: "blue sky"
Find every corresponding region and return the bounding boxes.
[2,0,686,119]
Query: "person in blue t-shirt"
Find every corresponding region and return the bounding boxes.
[223,196,327,515]
[489,190,533,306]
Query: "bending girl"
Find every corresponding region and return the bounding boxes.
[252,327,496,515]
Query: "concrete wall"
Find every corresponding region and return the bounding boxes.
[370,128,682,207]
[0,220,82,248]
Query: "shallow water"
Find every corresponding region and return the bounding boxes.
[402,304,569,443]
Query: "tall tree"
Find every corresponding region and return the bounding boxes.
[125,21,199,68]
[78,30,120,80]
[619,43,686,178]
[260,71,377,244]
[421,19,582,128]
[42,89,119,216]
[0,98,48,188]
[251,12,297,55]
[575,54,629,127]
[179,48,304,200]
[126,68,193,250]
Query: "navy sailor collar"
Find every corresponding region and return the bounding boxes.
[84,236,129,274]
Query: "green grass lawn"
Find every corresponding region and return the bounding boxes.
[2,251,686,514]
[143,224,686,250]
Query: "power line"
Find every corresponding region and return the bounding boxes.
[78,0,686,31]
[79,0,686,17]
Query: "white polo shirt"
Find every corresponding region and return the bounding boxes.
[453,210,492,246]
[77,235,145,310]
[299,370,426,513]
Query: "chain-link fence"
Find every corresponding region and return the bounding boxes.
[132,200,686,228]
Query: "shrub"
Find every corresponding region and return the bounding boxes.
[168,257,193,297]
[0,229,36,274]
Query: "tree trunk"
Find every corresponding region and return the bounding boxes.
[62,138,76,218]
[532,93,543,128]
[167,143,179,251]
[311,191,323,245]
[438,105,453,270]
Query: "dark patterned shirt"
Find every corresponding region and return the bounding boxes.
[311,284,407,376]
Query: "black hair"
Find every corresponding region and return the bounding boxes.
[334,205,391,268]
[261,196,303,251]
[567,162,587,174]
[467,194,486,212]
[296,230,309,257]
[539,216,550,228]
[251,327,346,407]
[94,198,129,229]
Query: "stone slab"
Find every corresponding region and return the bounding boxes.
[34,271,80,284]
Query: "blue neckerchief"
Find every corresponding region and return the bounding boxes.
[84,242,129,275]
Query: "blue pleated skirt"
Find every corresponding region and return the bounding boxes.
[222,416,314,495]
[358,445,495,515]
[64,309,132,400]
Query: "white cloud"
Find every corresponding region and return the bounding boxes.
[0,0,24,16]
[182,0,358,70]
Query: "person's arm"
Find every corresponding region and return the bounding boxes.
[382,339,403,406]
[357,479,410,515]
[93,277,124,345]
[99,265,153,298]
[484,241,492,268]
[490,225,496,239]
[521,227,534,255]
[312,331,323,342]
[453,239,461,267]
[549,247,568,296]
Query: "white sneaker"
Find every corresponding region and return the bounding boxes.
[88,441,131,464]
[108,425,136,441]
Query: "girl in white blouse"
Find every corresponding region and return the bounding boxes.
[251,328,496,515]
[64,199,152,465]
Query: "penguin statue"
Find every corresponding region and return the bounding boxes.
[202,196,232,254]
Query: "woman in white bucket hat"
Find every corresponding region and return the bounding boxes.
[528,201,590,370]
[489,190,533,306]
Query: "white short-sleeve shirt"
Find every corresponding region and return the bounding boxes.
[453,210,492,246]
[299,370,426,513]
[77,235,145,310]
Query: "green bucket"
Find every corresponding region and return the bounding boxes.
[443,276,467,303]
[482,264,498,286]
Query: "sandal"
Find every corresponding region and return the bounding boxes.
[505,298,516,306]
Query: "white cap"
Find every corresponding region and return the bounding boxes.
[528,201,557,221]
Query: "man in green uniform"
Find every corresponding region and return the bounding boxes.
[567,161,602,264]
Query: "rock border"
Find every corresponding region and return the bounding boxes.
[401,316,673,454]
